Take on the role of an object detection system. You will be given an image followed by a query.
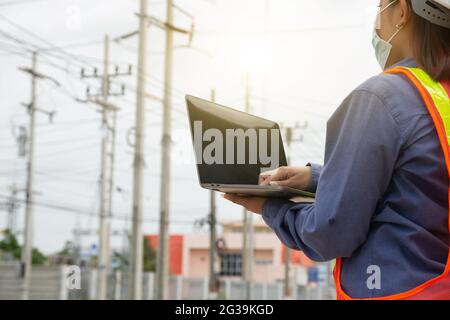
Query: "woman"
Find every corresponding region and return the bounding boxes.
[224,0,450,299]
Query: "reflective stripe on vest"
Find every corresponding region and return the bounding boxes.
[333,67,450,300]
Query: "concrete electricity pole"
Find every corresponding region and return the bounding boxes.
[21,52,38,301]
[129,0,148,300]
[97,34,112,301]
[108,109,118,235]
[116,0,192,300]
[281,123,307,299]
[284,127,293,299]
[6,186,19,234]
[19,52,59,300]
[81,34,128,299]
[242,73,254,300]
[208,89,218,299]
[156,0,174,300]
[93,98,120,300]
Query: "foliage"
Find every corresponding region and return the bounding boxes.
[0,230,47,265]
[143,237,156,272]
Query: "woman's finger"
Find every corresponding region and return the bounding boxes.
[269,178,292,186]
[259,174,272,185]
[259,169,276,185]
[269,166,290,182]
[222,193,247,206]
[223,194,266,214]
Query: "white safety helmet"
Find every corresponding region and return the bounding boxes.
[411,0,450,28]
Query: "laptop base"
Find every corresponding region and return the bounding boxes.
[202,184,315,199]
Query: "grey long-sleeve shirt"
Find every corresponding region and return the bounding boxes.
[262,58,449,298]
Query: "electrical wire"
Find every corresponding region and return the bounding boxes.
[0,193,209,226]
[0,0,50,7]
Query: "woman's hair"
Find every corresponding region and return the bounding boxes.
[404,1,450,81]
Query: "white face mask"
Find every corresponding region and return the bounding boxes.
[372,0,403,70]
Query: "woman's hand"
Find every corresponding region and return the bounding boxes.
[222,166,311,213]
[259,166,312,190]
[222,194,267,214]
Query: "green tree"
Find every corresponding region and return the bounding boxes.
[143,237,156,272]
[31,248,47,265]
[0,230,47,265]
[58,241,74,257]
[0,230,21,260]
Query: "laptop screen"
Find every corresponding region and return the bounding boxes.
[186,95,287,185]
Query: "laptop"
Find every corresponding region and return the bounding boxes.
[186,95,315,199]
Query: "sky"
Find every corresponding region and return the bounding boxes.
[0,0,381,254]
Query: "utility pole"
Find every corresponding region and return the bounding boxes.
[208,89,218,299]
[108,109,118,230]
[242,73,254,300]
[156,0,174,300]
[19,52,59,300]
[129,0,148,300]
[21,52,37,301]
[6,186,19,234]
[116,0,193,300]
[281,122,307,299]
[81,34,128,299]
[97,34,111,301]
[73,217,82,267]
[284,127,293,299]
[0,186,21,243]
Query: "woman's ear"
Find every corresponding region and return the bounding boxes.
[398,0,412,26]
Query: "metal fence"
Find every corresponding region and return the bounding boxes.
[82,270,335,300]
[0,264,68,300]
[0,264,335,300]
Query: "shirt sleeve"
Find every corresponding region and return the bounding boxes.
[262,89,403,262]
[305,163,322,193]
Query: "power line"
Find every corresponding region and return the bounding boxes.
[251,96,330,120]
[33,171,98,185]
[35,141,99,158]
[195,23,367,37]
[35,134,100,145]
[0,30,38,51]
[0,39,101,115]
[0,0,50,7]
[35,117,101,128]
[0,29,199,121]
[0,38,187,131]
[39,39,103,52]
[0,14,98,70]
[0,193,205,225]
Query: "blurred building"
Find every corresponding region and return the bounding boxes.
[146,220,316,284]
